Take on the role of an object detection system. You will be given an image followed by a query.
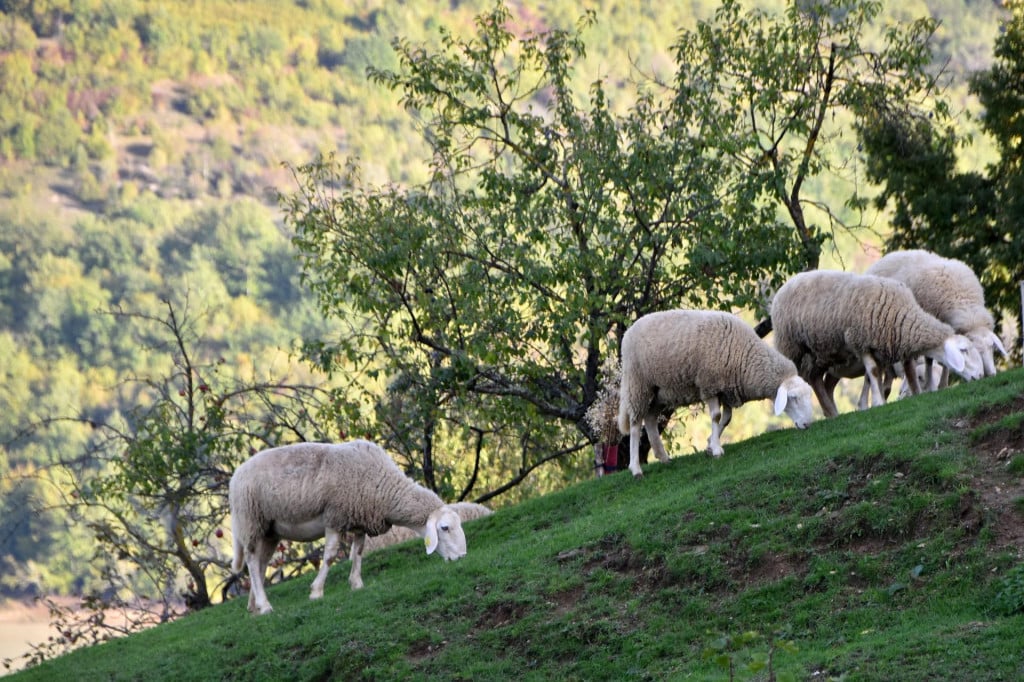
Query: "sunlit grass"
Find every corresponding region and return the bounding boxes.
[11,368,1024,681]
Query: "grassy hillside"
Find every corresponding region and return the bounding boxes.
[8,368,1024,681]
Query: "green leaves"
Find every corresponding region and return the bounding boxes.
[285,0,949,498]
[703,629,799,681]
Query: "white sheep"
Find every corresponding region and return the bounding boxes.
[770,270,978,418]
[617,309,814,477]
[229,439,467,615]
[866,249,1006,385]
[359,501,493,554]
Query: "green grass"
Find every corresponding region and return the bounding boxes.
[12,369,1024,681]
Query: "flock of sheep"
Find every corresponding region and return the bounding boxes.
[617,248,1006,478]
[227,248,1006,615]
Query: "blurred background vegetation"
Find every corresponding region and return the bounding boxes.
[0,0,1011,641]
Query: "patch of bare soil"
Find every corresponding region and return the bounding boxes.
[959,395,1024,554]
[577,535,672,592]
[474,600,530,630]
[407,636,445,663]
[743,550,805,584]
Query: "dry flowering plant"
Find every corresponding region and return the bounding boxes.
[585,356,622,444]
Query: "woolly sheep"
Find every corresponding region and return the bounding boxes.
[359,502,493,554]
[770,270,977,418]
[229,439,467,615]
[866,249,1005,384]
[617,309,814,477]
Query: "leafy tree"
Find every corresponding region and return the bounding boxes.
[284,0,945,495]
[857,0,1022,342]
[19,298,339,653]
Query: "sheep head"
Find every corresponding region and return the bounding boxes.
[775,375,814,430]
[966,328,1007,377]
[424,505,467,561]
[933,334,979,380]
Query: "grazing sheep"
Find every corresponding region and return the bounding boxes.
[617,309,814,477]
[866,249,1006,383]
[229,439,467,615]
[770,270,977,418]
[359,502,493,554]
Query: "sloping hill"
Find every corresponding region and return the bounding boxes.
[9,368,1024,680]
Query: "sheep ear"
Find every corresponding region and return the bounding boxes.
[942,338,966,373]
[991,331,1008,358]
[773,384,788,416]
[423,519,439,555]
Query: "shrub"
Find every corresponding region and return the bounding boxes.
[992,563,1024,616]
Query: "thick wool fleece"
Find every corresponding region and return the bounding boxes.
[770,270,955,372]
[617,309,799,433]
[866,249,994,335]
[229,440,443,572]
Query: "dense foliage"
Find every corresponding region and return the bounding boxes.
[285,0,957,502]
[858,0,1024,333]
[0,0,1013,661]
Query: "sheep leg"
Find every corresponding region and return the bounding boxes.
[903,358,923,396]
[310,528,342,599]
[810,374,839,418]
[938,364,949,389]
[824,372,849,411]
[882,365,896,400]
[644,413,670,464]
[922,357,937,391]
[628,419,644,478]
[246,538,276,615]
[856,377,871,411]
[862,355,886,407]
[347,532,366,590]
[706,396,728,457]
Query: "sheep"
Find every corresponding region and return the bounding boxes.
[866,249,1006,385]
[617,309,814,478]
[358,502,493,554]
[229,439,467,615]
[769,269,978,418]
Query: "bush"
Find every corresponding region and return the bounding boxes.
[992,563,1024,616]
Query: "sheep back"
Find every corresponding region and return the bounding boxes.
[618,309,797,431]
[866,249,994,333]
[771,270,955,369]
[229,440,442,541]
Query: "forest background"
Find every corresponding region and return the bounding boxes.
[0,0,1015,661]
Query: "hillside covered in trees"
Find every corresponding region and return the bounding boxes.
[0,0,1013,657]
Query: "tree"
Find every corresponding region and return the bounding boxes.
[857,1,1022,342]
[8,298,339,666]
[283,0,948,496]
